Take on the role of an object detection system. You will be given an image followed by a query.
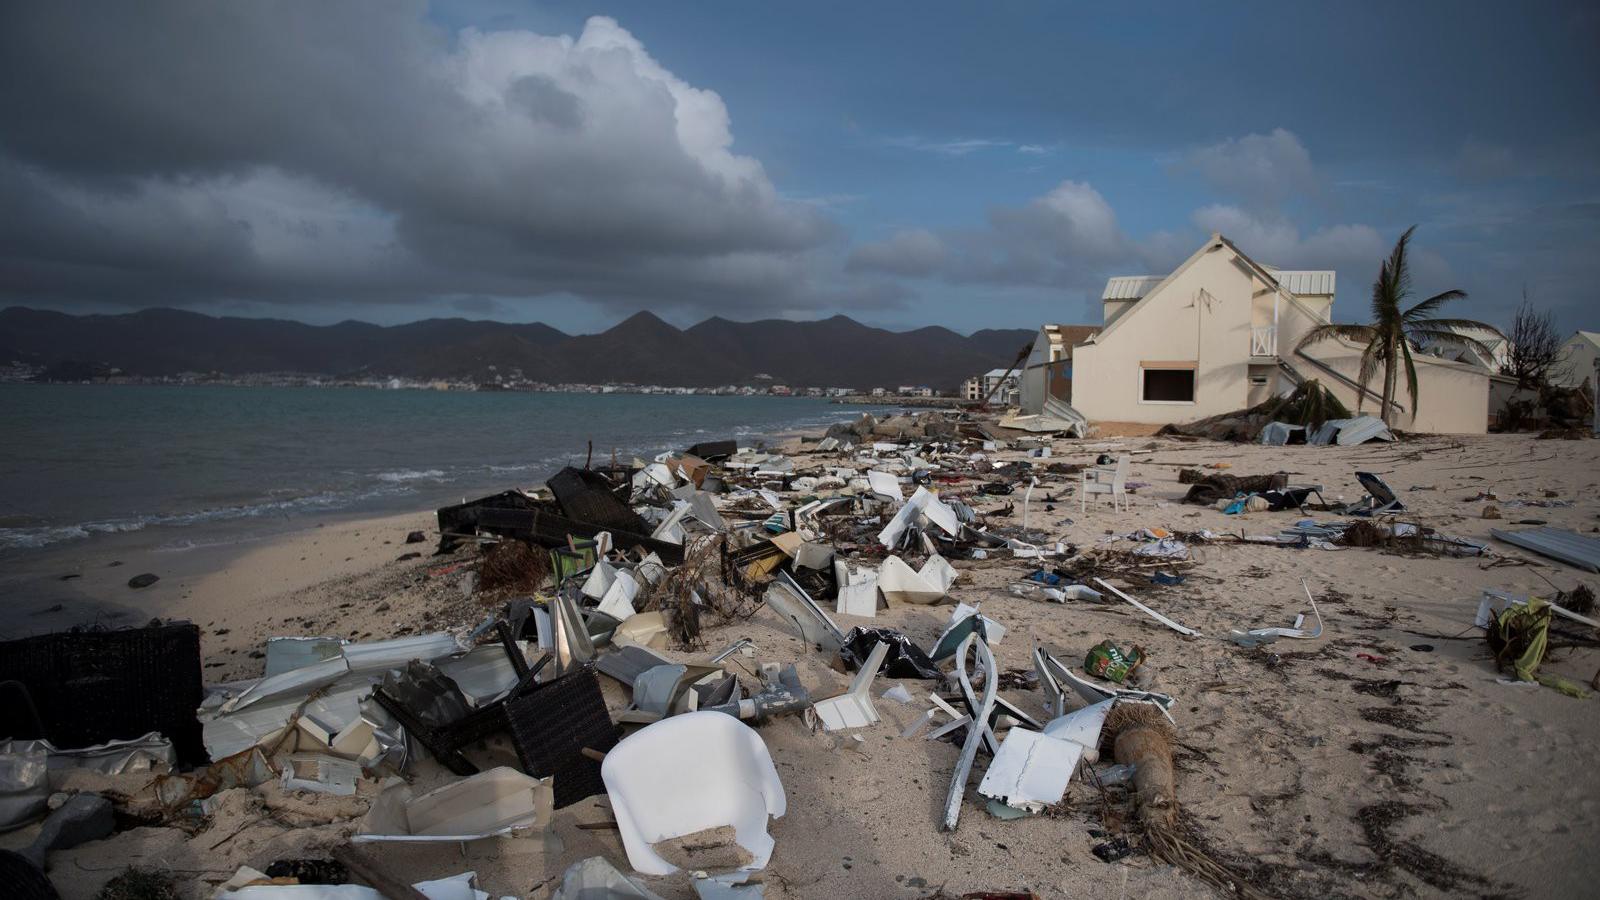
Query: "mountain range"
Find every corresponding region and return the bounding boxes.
[0,307,1036,390]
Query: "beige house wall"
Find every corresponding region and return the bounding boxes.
[1553,333,1600,389]
[1293,342,1488,433]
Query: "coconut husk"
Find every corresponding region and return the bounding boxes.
[1104,702,1176,828]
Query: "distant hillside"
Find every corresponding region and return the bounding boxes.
[0,307,1035,390]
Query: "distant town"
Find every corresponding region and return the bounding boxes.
[0,358,1009,402]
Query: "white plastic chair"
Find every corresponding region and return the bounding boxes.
[601,710,786,876]
[1080,454,1130,512]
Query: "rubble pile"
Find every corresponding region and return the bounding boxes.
[2,409,1593,899]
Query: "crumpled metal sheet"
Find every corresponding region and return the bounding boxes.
[1,731,175,775]
[0,743,49,828]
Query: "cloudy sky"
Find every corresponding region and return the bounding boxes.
[2,1,1596,335]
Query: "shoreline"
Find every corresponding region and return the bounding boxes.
[0,421,832,640]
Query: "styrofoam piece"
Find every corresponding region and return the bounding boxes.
[833,560,879,617]
[976,728,1084,813]
[281,754,360,796]
[877,487,960,548]
[1041,699,1114,752]
[582,558,619,600]
[878,555,955,605]
[602,711,786,876]
[941,603,1005,646]
[794,542,834,571]
[613,611,669,650]
[551,857,666,900]
[867,470,904,502]
[597,570,642,621]
[807,641,889,732]
[355,767,553,842]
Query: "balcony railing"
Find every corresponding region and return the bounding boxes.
[1251,325,1278,357]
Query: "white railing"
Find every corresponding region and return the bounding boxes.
[1251,325,1278,357]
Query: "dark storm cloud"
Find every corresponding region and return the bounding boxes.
[0,2,838,313]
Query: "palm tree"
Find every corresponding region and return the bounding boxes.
[1295,225,1500,427]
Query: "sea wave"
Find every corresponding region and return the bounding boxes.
[374,468,446,482]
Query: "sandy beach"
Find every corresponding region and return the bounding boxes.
[4,429,1598,899]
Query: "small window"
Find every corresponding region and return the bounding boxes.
[1250,375,1269,386]
[1142,368,1195,403]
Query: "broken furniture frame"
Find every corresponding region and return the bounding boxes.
[370,623,546,777]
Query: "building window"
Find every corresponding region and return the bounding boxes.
[1250,375,1269,386]
[1141,368,1195,403]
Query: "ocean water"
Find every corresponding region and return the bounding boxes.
[0,384,870,553]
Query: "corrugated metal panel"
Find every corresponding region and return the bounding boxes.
[1490,528,1600,572]
[1101,275,1163,300]
[1275,270,1336,295]
[1308,416,1393,445]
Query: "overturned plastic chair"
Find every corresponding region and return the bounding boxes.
[601,711,786,876]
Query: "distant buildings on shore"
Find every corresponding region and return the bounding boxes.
[1,362,959,399]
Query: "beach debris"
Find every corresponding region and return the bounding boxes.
[1228,577,1326,646]
[1083,641,1144,683]
[878,554,957,605]
[878,486,961,548]
[1093,578,1201,637]
[1105,701,1178,828]
[505,667,618,808]
[126,572,159,588]
[806,641,889,732]
[1033,646,1174,719]
[601,711,786,876]
[840,627,943,679]
[0,621,206,767]
[356,766,553,842]
[1079,454,1129,512]
[977,699,1113,814]
[942,632,998,831]
[280,754,360,796]
[13,793,112,870]
[551,856,667,900]
[1489,527,1600,572]
[0,743,47,830]
[833,559,880,616]
[763,572,847,653]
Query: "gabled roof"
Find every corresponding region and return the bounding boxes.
[1087,233,1336,349]
[1569,330,1600,350]
[1099,248,1334,305]
[1263,268,1336,296]
[1101,276,1164,300]
[1038,323,1101,358]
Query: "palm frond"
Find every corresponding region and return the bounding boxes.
[1400,340,1420,417]
[1355,339,1383,412]
[1409,328,1498,362]
[1388,225,1416,303]
[1412,316,1505,337]
[1403,289,1468,322]
[1294,322,1374,352]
